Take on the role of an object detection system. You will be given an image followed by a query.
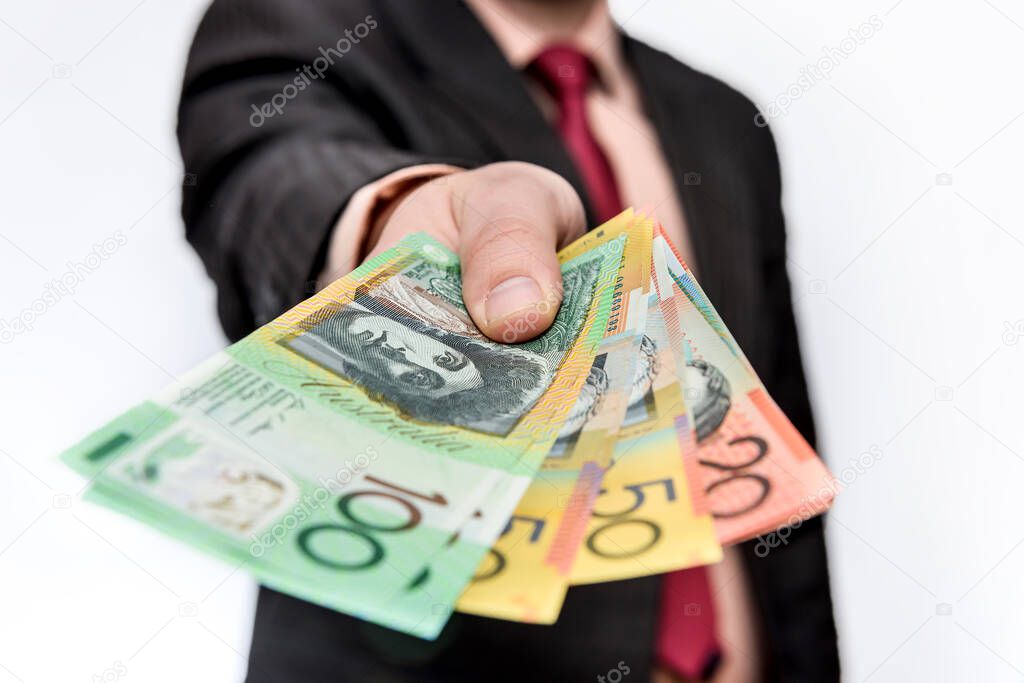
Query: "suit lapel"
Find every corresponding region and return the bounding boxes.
[380,0,600,224]
[625,46,785,650]
[380,2,743,300]
[628,38,770,365]
[618,37,724,294]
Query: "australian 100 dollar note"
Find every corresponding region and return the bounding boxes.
[455,210,659,622]
[652,226,838,544]
[60,231,625,638]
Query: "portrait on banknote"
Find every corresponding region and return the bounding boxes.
[548,332,661,457]
[285,275,551,436]
[548,352,611,456]
[622,334,659,427]
[123,431,298,536]
[684,358,731,441]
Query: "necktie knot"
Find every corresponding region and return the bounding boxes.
[530,44,593,96]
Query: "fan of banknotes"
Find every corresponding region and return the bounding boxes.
[61,209,836,638]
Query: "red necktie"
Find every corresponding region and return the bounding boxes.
[530,45,622,223]
[531,44,722,681]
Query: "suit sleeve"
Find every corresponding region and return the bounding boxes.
[319,164,461,287]
[176,0,464,339]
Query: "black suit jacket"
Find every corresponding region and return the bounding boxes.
[177,1,839,680]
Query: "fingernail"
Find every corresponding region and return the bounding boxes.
[485,276,543,324]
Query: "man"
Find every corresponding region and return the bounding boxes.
[177,0,839,680]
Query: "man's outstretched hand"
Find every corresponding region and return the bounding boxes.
[362,162,586,343]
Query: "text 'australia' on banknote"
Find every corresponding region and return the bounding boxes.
[60,231,625,638]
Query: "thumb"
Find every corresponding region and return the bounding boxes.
[450,162,586,343]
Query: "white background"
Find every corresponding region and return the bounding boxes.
[1,1,1022,681]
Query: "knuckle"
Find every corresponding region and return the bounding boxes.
[463,218,549,264]
[473,162,574,206]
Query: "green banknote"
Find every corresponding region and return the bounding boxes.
[61,232,624,638]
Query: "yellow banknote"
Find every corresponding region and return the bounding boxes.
[569,302,722,585]
[456,210,656,622]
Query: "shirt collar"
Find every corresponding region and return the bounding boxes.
[465,0,628,96]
